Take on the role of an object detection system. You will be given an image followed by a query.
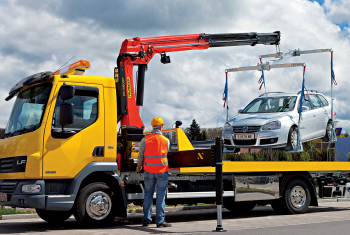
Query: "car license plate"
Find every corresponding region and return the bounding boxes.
[0,193,8,202]
[234,134,255,140]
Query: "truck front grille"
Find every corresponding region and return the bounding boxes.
[232,126,261,133]
[0,158,15,173]
[0,181,18,193]
[0,156,27,173]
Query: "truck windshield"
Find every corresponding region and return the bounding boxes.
[242,96,297,113]
[3,83,52,138]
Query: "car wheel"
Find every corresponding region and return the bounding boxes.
[321,122,332,142]
[73,182,117,227]
[284,127,298,151]
[36,209,72,224]
[282,179,311,214]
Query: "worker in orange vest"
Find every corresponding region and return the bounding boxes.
[137,117,172,227]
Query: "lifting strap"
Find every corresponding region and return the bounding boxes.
[258,58,266,92]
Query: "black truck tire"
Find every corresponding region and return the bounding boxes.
[282,179,311,214]
[223,199,256,213]
[36,209,72,224]
[74,182,117,227]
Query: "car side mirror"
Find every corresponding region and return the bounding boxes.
[60,85,75,100]
[301,106,309,112]
[238,109,243,114]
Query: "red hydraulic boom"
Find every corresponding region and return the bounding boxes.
[116,32,281,130]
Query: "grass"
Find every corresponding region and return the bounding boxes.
[0,207,33,216]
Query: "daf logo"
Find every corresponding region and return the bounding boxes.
[242,126,249,133]
[17,160,26,165]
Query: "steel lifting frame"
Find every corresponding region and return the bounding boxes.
[259,48,338,143]
[225,62,306,152]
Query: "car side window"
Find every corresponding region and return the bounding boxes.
[52,87,98,130]
[317,95,329,106]
[299,97,312,110]
[309,95,322,109]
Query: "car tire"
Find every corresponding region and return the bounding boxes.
[282,179,311,214]
[73,182,117,227]
[223,199,256,213]
[36,209,72,224]
[284,127,298,151]
[321,122,332,142]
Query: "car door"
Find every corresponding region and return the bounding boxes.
[309,94,326,137]
[299,97,315,140]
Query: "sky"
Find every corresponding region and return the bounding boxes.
[0,0,350,132]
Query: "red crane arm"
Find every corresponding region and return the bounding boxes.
[116,32,281,130]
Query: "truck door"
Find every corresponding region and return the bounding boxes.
[43,83,105,179]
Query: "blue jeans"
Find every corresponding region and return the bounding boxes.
[142,171,169,225]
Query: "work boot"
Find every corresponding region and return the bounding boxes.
[143,220,151,226]
[157,221,172,227]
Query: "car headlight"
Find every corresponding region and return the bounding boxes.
[223,122,232,131]
[22,184,41,193]
[261,121,281,131]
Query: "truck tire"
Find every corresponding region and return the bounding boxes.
[284,127,298,151]
[74,182,117,227]
[223,199,256,213]
[282,179,311,214]
[36,209,72,224]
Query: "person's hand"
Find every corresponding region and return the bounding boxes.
[136,165,142,173]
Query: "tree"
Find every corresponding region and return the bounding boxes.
[189,119,201,141]
[201,130,207,140]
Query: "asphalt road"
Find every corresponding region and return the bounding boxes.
[1,201,350,235]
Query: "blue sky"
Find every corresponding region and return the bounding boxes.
[0,0,350,133]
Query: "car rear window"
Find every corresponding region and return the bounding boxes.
[317,95,329,106]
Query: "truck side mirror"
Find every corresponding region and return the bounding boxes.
[60,85,75,100]
[59,103,74,126]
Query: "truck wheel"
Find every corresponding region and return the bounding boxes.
[284,127,298,151]
[74,182,117,227]
[321,122,332,142]
[283,179,311,214]
[36,209,72,224]
[223,199,256,213]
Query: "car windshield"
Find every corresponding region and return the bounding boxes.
[3,83,52,138]
[242,96,297,113]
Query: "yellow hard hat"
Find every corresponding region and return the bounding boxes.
[151,117,165,126]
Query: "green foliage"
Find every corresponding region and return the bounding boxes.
[299,152,310,161]
[188,119,201,141]
[201,130,207,140]
[347,152,350,162]
[242,153,254,161]
[0,208,31,215]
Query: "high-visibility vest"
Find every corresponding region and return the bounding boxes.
[143,134,169,173]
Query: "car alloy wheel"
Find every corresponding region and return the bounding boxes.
[291,130,298,150]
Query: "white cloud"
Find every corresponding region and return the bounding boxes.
[0,0,350,134]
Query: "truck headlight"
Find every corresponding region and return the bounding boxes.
[223,122,232,131]
[261,121,281,131]
[22,184,41,193]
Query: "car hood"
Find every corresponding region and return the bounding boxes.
[228,112,292,126]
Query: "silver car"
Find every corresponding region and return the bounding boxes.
[223,91,333,151]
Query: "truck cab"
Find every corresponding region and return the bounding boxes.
[0,63,126,226]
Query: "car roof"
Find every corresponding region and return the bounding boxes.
[260,91,323,98]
